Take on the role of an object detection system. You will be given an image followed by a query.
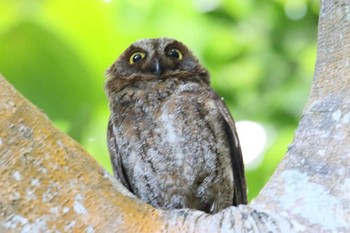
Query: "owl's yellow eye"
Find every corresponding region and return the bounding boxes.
[129,51,146,64]
[167,48,183,60]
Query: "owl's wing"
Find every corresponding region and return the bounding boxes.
[213,94,248,205]
[107,117,134,193]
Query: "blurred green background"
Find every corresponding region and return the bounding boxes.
[0,0,319,201]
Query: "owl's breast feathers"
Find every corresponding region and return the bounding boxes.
[107,77,247,212]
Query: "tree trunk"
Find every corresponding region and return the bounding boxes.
[1,0,349,232]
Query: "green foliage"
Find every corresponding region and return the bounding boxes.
[0,0,319,201]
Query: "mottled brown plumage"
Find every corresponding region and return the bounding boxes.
[105,38,247,213]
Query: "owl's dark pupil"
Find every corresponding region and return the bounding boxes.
[168,49,180,59]
[133,54,142,63]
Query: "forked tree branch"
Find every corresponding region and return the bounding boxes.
[1,0,350,232]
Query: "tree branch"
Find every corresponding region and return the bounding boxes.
[253,1,350,231]
[0,74,290,232]
[1,0,350,232]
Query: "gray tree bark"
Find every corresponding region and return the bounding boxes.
[1,0,349,232]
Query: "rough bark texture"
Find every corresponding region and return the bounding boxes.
[1,0,350,232]
[0,76,164,232]
[253,0,350,231]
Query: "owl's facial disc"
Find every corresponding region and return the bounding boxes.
[108,38,208,81]
[124,39,194,77]
[106,38,210,94]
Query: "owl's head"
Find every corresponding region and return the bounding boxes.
[106,38,209,93]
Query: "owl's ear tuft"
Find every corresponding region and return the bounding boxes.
[106,65,113,77]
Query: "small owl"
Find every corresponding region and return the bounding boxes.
[105,38,247,213]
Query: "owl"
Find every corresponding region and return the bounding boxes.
[105,38,247,213]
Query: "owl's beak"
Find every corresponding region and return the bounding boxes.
[153,59,162,76]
